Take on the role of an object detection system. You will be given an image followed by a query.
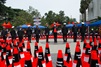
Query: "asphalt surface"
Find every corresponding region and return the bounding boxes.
[26,39,86,67]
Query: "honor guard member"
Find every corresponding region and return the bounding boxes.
[62,23,68,42]
[17,27,24,42]
[45,23,50,43]
[34,25,40,43]
[80,22,86,42]
[26,27,32,43]
[52,23,58,43]
[1,27,7,42]
[10,26,16,42]
[72,23,78,42]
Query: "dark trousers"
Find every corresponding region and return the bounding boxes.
[3,36,6,42]
[19,36,23,42]
[63,34,67,42]
[36,35,40,43]
[12,36,16,42]
[54,33,57,42]
[81,34,85,41]
[28,35,31,42]
[46,35,49,42]
[74,34,77,42]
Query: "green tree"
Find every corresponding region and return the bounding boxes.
[0,0,6,4]
[13,10,33,26]
[80,0,92,22]
[27,6,41,18]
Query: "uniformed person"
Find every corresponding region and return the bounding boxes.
[10,26,16,42]
[34,25,40,43]
[45,23,50,43]
[62,23,68,42]
[17,27,24,42]
[1,27,7,42]
[26,27,32,43]
[52,23,58,43]
[80,22,86,42]
[72,24,78,42]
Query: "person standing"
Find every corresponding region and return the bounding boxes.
[26,27,32,43]
[52,24,58,43]
[91,28,95,41]
[62,23,68,42]
[17,27,24,42]
[1,27,7,42]
[34,25,40,43]
[80,22,86,42]
[10,26,16,42]
[72,24,78,42]
[99,25,101,38]
[45,23,50,43]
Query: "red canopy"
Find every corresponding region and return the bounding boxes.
[2,22,7,27]
[51,22,61,27]
[2,22,12,28]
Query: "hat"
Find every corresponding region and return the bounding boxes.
[82,22,84,24]
[64,23,66,25]
[91,28,93,30]
[12,26,14,28]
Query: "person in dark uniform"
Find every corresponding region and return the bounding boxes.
[17,27,24,42]
[80,22,86,42]
[26,27,32,43]
[34,25,40,43]
[91,28,95,41]
[1,27,7,42]
[72,24,78,42]
[52,23,58,43]
[10,26,16,42]
[62,23,68,42]
[45,23,50,43]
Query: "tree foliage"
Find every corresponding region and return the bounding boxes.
[80,0,92,21]
[41,10,76,26]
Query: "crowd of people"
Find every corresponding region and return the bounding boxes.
[1,22,101,43]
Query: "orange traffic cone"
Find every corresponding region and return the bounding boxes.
[24,52,33,67]
[73,46,82,67]
[76,41,80,47]
[45,43,53,67]
[64,42,72,67]
[38,46,45,67]
[89,36,93,47]
[13,40,17,47]
[90,50,99,67]
[45,43,51,62]
[56,50,64,67]
[81,39,87,61]
[13,47,21,67]
[98,39,101,54]
[1,43,6,60]
[98,53,101,67]
[6,44,13,67]
[82,43,91,67]
[19,42,23,53]
[34,42,38,58]
[27,41,31,54]
[92,37,98,50]
[19,51,25,67]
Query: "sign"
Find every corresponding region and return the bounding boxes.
[33,17,41,25]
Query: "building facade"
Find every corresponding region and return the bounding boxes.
[88,0,101,21]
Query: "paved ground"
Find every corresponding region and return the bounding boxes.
[26,39,85,67]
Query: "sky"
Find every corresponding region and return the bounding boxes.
[5,0,81,21]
